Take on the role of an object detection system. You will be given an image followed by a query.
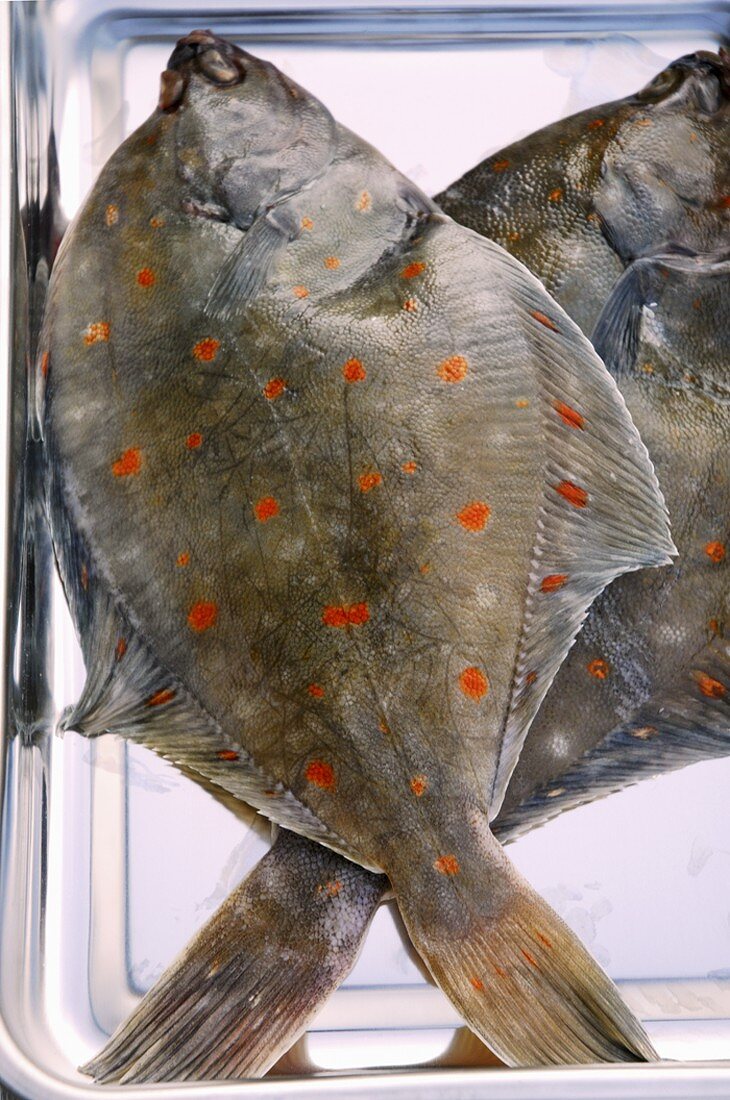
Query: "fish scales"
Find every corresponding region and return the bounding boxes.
[44,32,673,1071]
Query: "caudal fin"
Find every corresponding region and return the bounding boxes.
[392,815,657,1066]
[81,830,387,1083]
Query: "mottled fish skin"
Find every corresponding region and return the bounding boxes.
[436,52,729,828]
[43,31,672,1066]
[437,51,730,337]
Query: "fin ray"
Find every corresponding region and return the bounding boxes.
[81,830,386,1083]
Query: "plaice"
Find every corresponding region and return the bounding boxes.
[41,30,673,1076]
[83,50,729,1084]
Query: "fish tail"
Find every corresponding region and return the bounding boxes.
[390,813,657,1066]
[81,830,387,1083]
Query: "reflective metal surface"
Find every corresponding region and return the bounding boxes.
[1,1,730,1096]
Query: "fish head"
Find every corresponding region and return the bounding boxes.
[159,30,336,229]
[595,50,730,262]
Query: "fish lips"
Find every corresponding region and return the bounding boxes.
[159,29,247,111]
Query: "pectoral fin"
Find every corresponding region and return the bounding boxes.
[205,214,289,322]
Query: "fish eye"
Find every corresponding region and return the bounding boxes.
[198,48,244,86]
[637,66,683,102]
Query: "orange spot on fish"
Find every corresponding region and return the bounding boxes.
[457,501,490,531]
[635,118,653,127]
[708,618,720,636]
[115,637,127,661]
[324,256,340,270]
[347,602,369,625]
[254,496,280,522]
[508,231,521,241]
[188,600,218,632]
[555,480,588,508]
[356,190,372,212]
[305,760,336,790]
[177,551,190,567]
[84,321,110,345]
[358,471,382,493]
[186,432,203,450]
[322,605,348,628]
[540,573,568,593]
[705,541,726,563]
[525,670,537,686]
[587,118,605,129]
[403,298,418,312]
[401,262,426,280]
[515,398,529,409]
[548,188,563,202]
[379,718,391,735]
[40,352,49,378]
[263,377,286,400]
[696,673,726,699]
[438,354,468,383]
[322,602,370,628]
[553,401,585,429]
[419,563,431,574]
[459,666,489,701]
[470,977,485,991]
[493,964,507,978]
[112,448,142,477]
[308,683,325,699]
[521,949,539,968]
[218,749,240,762]
[80,564,89,591]
[149,216,165,228]
[402,461,418,474]
[293,285,309,299]
[301,216,314,230]
[136,267,156,287]
[531,310,558,333]
[492,159,510,172]
[146,689,175,707]
[587,658,610,680]
[434,855,460,876]
[536,932,553,949]
[343,358,366,383]
[192,338,220,361]
[410,775,428,797]
[317,879,342,897]
[105,204,119,226]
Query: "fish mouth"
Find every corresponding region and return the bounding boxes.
[159,30,247,110]
[637,48,730,112]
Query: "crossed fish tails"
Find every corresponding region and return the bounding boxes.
[437,50,730,829]
[42,32,672,1070]
[437,50,730,337]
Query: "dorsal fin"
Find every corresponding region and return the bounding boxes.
[469,236,676,815]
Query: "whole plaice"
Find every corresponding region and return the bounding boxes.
[41,31,673,1074]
